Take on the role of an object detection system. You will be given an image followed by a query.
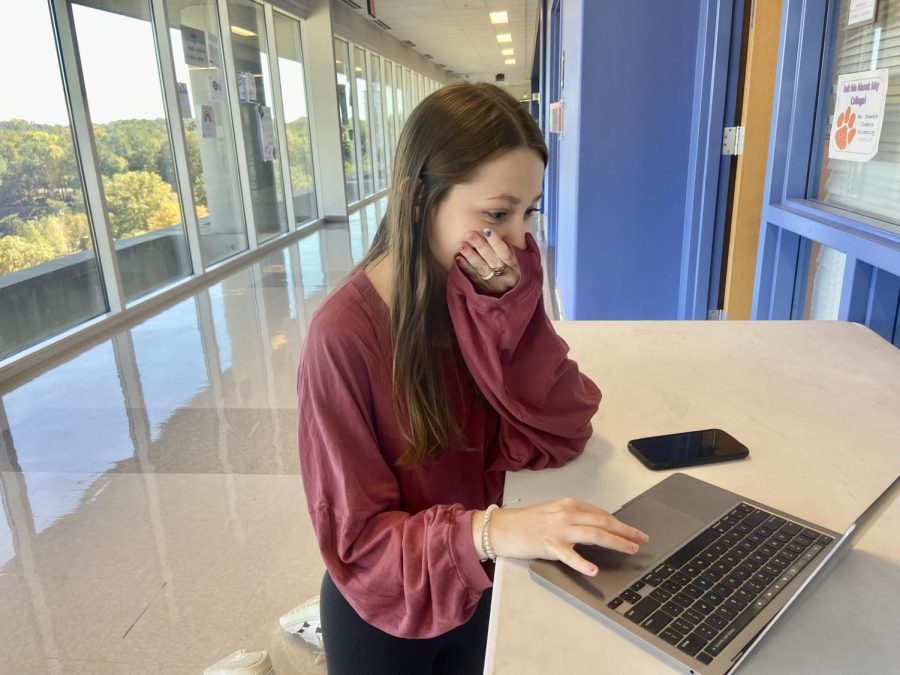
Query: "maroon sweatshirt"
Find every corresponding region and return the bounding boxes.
[297,233,601,639]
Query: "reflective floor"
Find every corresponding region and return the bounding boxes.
[0,211,372,673]
[0,198,554,674]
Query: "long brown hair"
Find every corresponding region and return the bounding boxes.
[356,82,547,467]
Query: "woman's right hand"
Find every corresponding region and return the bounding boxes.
[473,498,650,576]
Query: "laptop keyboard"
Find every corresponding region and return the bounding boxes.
[606,503,833,666]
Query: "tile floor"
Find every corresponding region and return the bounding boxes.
[0,202,554,674]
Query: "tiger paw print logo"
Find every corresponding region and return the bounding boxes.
[834,106,857,150]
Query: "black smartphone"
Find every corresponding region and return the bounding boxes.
[627,429,749,470]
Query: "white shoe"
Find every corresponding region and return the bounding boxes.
[279,595,324,650]
[204,649,274,674]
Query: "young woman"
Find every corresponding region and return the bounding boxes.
[297,82,649,674]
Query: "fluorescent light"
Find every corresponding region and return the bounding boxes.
[501,48,514,56]
[504,58,516,65]
[496,33,512,43]
[489,11,509,24]
[230,25,257,37]
[335,60,343,65]
[355,66,363,72]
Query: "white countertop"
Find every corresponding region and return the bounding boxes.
[484,321,900,674]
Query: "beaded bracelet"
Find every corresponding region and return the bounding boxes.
[480,504,500,562]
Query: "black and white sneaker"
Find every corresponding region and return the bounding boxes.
[279,595,324,652]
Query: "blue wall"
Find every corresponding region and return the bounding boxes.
[553,0,706,319]
[554,0,582,313]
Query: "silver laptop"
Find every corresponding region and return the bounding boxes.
[529,473,846,674]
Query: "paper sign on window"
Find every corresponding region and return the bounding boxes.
[828,68,889,163]
[177,83,192,119]
[257,105,276,162]
[848,0,878,27]
[201,105,216,139]
[181,27,208,67]
[208,75,226,103]
[207,33,221,68]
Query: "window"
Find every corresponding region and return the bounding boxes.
[406,68,414,117]
[1,0,336,365]
[353,45,374,197]
[226,0,289,243]
[395,64,406,127]
[403,67,412,115]
[803,0,900,319]
[334,38,359,203]
[814,0,900,230]
[0,1,107,359]
[383,59,396,175]
[273,11,317,225]
[73,0,192,301]
[164,0,248,265]
[369,53,388,191]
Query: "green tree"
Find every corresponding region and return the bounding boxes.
[93,126,128,176]
[285,117,313,190]
[0,229,56,276]
[96,119,169,174]
[0,121,81,217]
[0,236,54,275]
[104,171,180,239]
[39,211,91,255]
[183,122,207,207]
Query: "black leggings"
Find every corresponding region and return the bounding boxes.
[319,572,492,675]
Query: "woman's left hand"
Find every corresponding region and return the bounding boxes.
[455,228,521,295]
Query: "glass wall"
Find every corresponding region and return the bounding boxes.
[273,11,317,225]
[383,60,397,175]
[72,0,192,301]
[369,53,388,192]
[0,1,107,359]
[1,1,442,365]
[395,64,406,129]
[332,38,444,203]
[405,68,411,118]
[333,38,359,203]
[227,0,289,243]
[353,45,374,197]
[164,0,248,265]
[1,0,321,365]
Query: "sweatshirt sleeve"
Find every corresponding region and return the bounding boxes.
[296,310,492,639]
[446,232,602,473]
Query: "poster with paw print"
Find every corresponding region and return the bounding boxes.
[828,68,889,162]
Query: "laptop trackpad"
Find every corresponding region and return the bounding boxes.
[575,496,706,598]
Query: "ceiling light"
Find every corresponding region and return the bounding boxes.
[230,25,257,37]
[335,60,343,65]
[355,66,363,72]
[504,58,516,65]
[501,48,514,56]
[489,11,509,24]
[496,33,512,43]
